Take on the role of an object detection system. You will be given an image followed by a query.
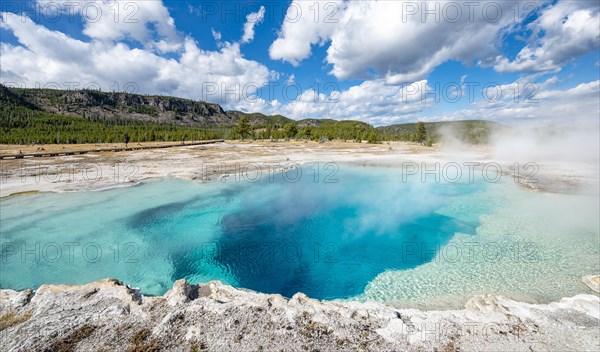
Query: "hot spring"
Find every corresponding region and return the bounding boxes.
[1,164,598,309]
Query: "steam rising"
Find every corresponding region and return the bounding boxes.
[436,121,600,195]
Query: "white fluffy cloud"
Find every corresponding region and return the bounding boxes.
[238,80,433,126]
[269,0,343,66]
[270,0,599,82]
[494,1,600,73]
[0,1,273,104]
[241,6,265,44]
[35,0,181,52]
[270,1,546,82]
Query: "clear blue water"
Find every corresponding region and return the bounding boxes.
[0,165,494,299]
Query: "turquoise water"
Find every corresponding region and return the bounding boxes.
[1,164,598,307]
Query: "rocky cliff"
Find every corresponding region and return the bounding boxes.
[1,279,598,351]
[1,85,292,127]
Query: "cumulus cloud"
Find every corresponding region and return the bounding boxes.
[35,0,182,52]
[269,0,343,66]
[494,1,600,73]
[270,0,599,82]
[0,1,273,104]
[239,80,433,126]
[241,6,265,44]
[270,0,552,82]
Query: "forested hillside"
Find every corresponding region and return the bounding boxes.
[0,85,503,145]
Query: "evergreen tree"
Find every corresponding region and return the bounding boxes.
[303,126,312,140]
[415,122,427,143]
[284,123,298,139]
[367,131,380,144]
[234,116,252,140]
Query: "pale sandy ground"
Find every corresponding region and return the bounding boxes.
[1,140,597,197]
[0,140,439,197]
[0,141,189,154]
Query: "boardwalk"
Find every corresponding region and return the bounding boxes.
[0,140,225,160]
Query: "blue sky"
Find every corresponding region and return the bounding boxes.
[1,0,599,126]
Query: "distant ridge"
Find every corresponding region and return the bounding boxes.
[0,84,505,144]
[0,85,289,127]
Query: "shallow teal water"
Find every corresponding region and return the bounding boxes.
[1,164,598,307]
[0,165,490,298]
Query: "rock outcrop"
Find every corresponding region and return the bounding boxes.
[0,85,293,127]
[1,279,599,351]
[582,275,600,293]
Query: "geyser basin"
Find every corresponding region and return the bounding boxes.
[1,165,598,308]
